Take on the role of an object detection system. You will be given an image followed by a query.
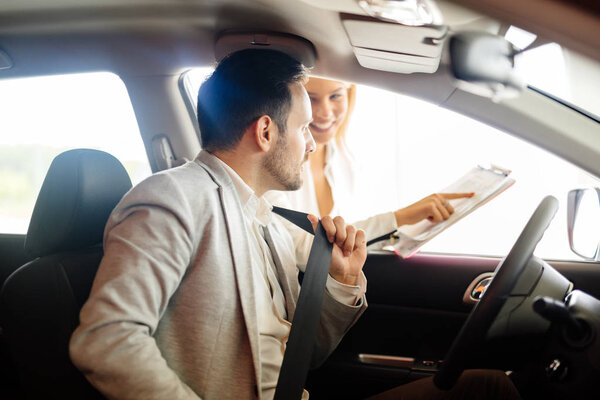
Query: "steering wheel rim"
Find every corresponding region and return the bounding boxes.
[434,195,559,390]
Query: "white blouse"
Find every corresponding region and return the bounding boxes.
[266,141,398,266]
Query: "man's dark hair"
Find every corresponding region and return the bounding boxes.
[197,49,307,152]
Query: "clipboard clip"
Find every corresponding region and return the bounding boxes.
[477,164,511,176]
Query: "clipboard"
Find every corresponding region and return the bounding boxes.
[368,165,515,258]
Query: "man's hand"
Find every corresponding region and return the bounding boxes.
[308,215,367,286]
[394,192,475,226]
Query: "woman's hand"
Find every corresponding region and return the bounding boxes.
[394,192,475,226]
[308,214,367,286]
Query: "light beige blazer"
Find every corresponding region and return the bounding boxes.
[70,151,367,400]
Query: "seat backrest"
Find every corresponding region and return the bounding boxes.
[0,149,132,399]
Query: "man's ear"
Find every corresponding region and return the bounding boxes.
[253,115,277,152]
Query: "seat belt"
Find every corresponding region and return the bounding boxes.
[271,206,333,400]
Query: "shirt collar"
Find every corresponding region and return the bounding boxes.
[326,140,336,159]
[323,141,337,171]
[213,156,273,226]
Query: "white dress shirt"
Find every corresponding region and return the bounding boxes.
[266,141,399,266]
[216,157,365,400]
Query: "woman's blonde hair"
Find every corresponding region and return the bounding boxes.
[335,83,356,144]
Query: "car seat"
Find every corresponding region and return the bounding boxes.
[0,148,132,399]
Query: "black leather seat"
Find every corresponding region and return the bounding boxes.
[0,148,132,399]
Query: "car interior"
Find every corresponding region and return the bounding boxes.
[0,0,599,399]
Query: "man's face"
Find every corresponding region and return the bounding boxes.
[264,82,315,191]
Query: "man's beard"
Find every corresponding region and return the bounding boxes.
[263,134,304,191]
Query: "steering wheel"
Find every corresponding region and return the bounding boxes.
[434,195,559,390]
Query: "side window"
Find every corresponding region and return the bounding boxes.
[347,85,600,261]
[0,72,151,234]
[181,67,214,113]
[182,67,600,261]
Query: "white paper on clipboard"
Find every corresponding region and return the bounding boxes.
[376,165,515,258]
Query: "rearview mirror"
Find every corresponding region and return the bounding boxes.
[449,31,525,101]
[567,188,600,261]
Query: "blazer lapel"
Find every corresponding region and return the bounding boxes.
[196,151,261,390]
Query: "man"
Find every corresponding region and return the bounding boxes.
[70,49,368,400]
[70,49,520,400]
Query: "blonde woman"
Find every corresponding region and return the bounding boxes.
[267,77,472,265]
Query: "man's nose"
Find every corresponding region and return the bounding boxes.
[305,129,316,153]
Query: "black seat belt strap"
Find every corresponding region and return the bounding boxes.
[272,206,333,400]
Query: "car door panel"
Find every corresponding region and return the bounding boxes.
[307,251,600,399]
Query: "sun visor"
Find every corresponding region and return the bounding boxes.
[215,31,317,68]
[342,15,447,74]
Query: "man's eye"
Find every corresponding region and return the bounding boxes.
[331,94,342,100]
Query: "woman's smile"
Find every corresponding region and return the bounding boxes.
[310,120,338,134]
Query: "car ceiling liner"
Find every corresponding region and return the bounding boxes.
[297,0,524,99]
[215,2,523,102]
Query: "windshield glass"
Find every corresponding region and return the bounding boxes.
[507,27,600,118]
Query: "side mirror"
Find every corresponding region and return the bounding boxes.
[567,188,600,261]
[449,31,525,101]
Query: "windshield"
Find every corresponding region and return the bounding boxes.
[507,27,600,118]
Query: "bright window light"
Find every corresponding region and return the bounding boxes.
[505,25,537,50]
[0,72,151,234]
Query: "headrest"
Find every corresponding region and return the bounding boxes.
[25,149,133,258]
